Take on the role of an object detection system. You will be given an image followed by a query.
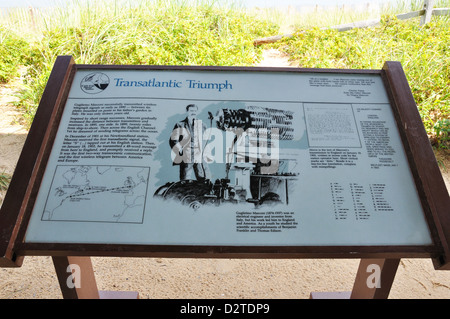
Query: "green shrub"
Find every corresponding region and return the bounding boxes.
[3,1,449,148]
[14,2,276,126]
[434,119,450,146]
[0,26,28,83]
[274,16,450,148]
[0,172,11,191]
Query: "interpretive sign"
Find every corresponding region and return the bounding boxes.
[22,66,432,245]
[1,56,449,270]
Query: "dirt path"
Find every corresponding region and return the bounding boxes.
[0,80,28,204]
[0,51,449,299]
[0,83,28,174]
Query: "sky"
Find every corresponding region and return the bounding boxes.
[0,0,394,9]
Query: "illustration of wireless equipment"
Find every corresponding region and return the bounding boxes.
[209,106,298,200]
[211,106,294,140]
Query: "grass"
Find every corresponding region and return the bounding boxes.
[248,0,449,31]
[0,0,449,148]
[270,13,450,148]
[0,172,12,204]
[0,26,29,83]
[1,0,277,125]
[0,172,11,191]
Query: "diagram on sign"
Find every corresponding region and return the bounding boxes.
[42,165,150,223]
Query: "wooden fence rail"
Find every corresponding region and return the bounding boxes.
[254,0,449,45]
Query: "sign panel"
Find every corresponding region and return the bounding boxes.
[22,67,432,247]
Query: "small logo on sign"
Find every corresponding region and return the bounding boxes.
[80,72,110,94]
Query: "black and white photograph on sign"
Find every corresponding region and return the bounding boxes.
[154,102,301,210]
[22,69,433,248]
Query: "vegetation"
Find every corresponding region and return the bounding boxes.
[0,172,11,191]
[1,0,277,124]
[271,15,450,148]
[0,0,448,148]
[0,26,29,83]
[0,172,12,203]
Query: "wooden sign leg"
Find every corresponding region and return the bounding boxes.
[310,258,400,299]
[52,256,100,299]
[350,258,400,299]
[52,256,139,299]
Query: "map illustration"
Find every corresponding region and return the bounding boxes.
[42,165,150,223]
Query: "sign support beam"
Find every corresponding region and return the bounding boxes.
[52,256,100,299]
[310,258,400,299]
[52,256,139,299]
[350,258,400,299]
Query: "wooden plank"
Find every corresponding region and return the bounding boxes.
[397,10,425,20]
[253,8,431,45]
[432,8,450,16]
[253,33,294,45]
[16,242,438,259]
[382,61,450,269]
[329,18,380,32]
[0,56,75,267]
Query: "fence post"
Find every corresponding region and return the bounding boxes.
[420,0,435,25]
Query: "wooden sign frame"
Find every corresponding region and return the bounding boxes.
[0,56,449,278]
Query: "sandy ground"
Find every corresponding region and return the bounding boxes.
[0,50,449,299]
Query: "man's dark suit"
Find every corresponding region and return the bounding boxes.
[169,117,210,180]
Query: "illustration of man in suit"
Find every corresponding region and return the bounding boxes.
[169,104,211,181]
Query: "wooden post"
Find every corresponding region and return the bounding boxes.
[310,258,400,299]
[52,256,139,299]
[0,56,75,267]
[420,0,435,25]
[350,258,400,299]
[52,256,100,299]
